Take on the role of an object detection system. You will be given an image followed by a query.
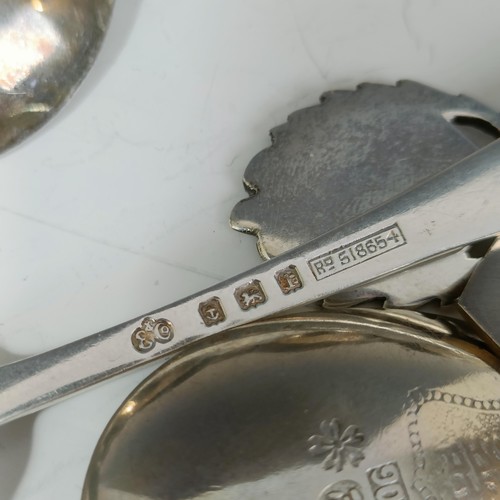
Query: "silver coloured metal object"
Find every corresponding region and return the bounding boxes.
[323,250,479,308]
[1,137,500,424]
[231,81,500,307]
[459,237,500,356]
[231,81,500,259]
[82,309,500,500]
[0,0,114,152]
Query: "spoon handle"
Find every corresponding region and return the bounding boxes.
[2,140,500,424]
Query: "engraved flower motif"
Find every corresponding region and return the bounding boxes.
[308,418,365,472]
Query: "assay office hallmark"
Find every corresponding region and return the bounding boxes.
[198,297,226,326]
[234,280,267,310]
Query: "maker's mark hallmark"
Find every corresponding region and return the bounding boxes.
[234,279,267,310]
[308,418,365,472]
[131,317,174,353]
[275,265,303,294]
[199,297,226,326]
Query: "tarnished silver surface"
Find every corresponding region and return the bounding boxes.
[231,81,500,306]
[231,81,500,259]
[459,237,500,356]
[1,136,500,424]
[0,0,114,152]
[82,310,500,500]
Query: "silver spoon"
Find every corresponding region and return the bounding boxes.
[0,0,114,152]
[82,309,500,500]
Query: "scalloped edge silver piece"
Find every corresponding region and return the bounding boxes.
[230,80,500,306]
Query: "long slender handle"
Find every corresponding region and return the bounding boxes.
[2,140,500,424]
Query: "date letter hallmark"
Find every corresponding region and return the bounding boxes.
[275,265,303,294]
[367,462,409,500]
[308,418,365,472]
[131,317,174,353]
[308,224,407,281]
[199,297,226,327]
[234,280,267,310]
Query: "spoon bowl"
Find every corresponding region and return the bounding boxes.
[0,0,114,152]
[83,309,500,499]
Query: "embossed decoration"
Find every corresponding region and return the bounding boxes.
[308,418,365,472]
[275,265,303,294]
[406,389,500,498]
[199,297,226,326]
[319,480,364,500]
[131,317,174,353]
[234,280,267,310]
[367,462,408,499]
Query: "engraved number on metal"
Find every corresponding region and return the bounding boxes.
[131,317,174,353]
[308,224,407,281]
[199,297,226,326]
[234,280,267,310]
[275,265,303,294]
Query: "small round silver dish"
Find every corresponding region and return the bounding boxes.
[83,308,500,499]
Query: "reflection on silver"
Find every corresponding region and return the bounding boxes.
[0,0,114,151]
[82,310,500,499]
[0,5,60,92]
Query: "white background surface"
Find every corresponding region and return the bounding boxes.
[2,1,500,499]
